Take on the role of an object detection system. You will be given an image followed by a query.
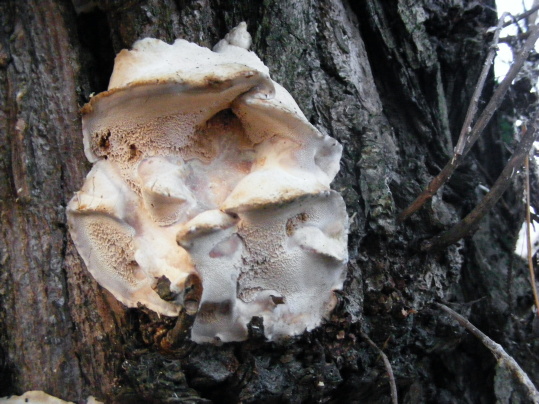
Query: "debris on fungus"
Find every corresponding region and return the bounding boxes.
[67,22,348,343]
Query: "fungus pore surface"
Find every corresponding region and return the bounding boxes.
[67,23,349,343]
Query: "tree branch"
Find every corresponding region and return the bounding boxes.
[499,31,533,43]
[359,331,398,404]
[454,13,508,157]
[435,303,539,403]
[422,111,539,251]
[502,4,539,28]
[399,23,539,223]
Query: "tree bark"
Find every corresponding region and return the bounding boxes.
[0,0,536,403]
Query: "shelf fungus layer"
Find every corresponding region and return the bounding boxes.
[67,23,349,343]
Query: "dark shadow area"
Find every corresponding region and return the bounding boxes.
[76,7,115,96]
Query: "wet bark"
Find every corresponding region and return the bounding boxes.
[0,0,536,403]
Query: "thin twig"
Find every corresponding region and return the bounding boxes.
[499,31,533,44]
[422,111,539,251]
[359,330,398,404]
[454,13,508,156]
[474,159,513,216]
[399,24,539,223]
[531,0,539,29]
[502,4,539,28]
[435,303,539,403]
[524,140,539,317]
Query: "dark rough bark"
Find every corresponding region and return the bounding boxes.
[0,0,536,403]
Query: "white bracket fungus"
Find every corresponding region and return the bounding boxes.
[67,23,348,343]
[0,391,102,404]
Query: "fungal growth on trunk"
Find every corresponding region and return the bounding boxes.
[67,23,348,343]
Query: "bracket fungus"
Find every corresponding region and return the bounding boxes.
[67,23,348,343]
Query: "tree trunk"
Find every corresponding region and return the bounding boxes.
[0,0,536,403]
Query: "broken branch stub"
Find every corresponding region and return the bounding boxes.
[67,23,349,344]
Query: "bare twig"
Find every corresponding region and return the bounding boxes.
[422,111,539,251]
[454,13,508,156]
[399,24,539,223]
[499,31,533,44]
[502,4,539,28]
[531,0,539,28]
[359,330,398,404]
[474,159,514,216]
[524,143,539,317]
[435,303,539,403]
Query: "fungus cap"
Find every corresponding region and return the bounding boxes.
[68,22,349,343]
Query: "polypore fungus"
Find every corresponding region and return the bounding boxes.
[67,23,348,343]
[0,391,102,404]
